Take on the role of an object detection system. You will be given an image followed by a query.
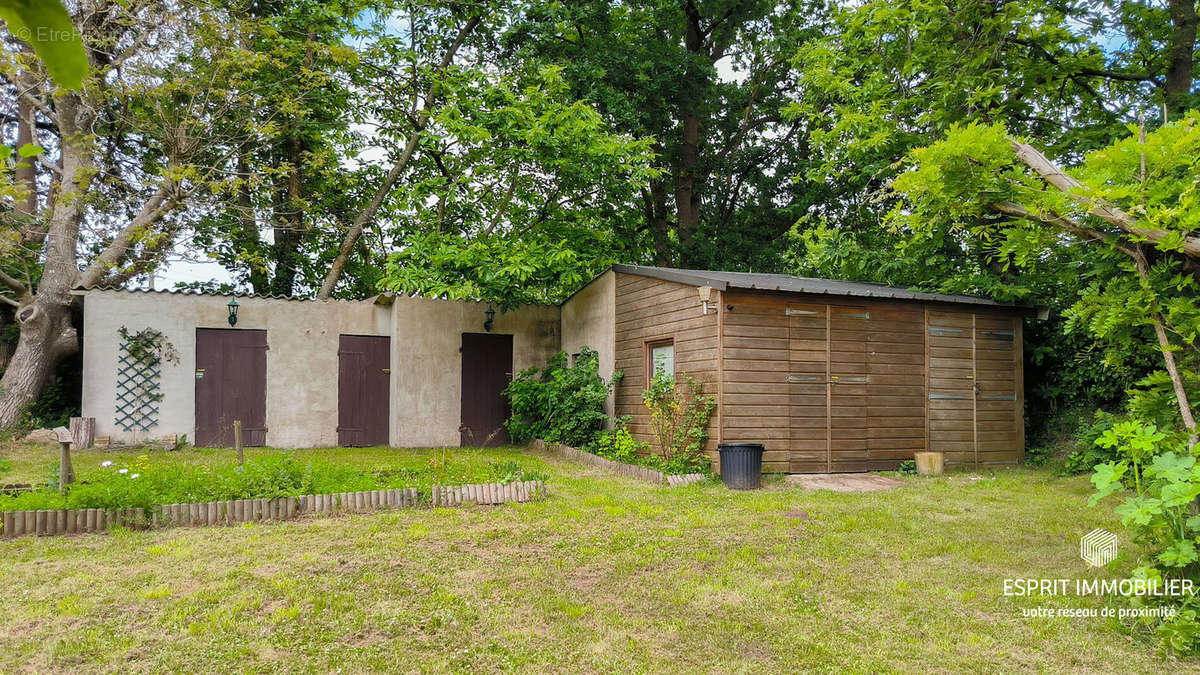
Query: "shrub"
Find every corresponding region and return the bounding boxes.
[504,347,620,448]
[1088,418,1199,655]
[588,417,709,475]
[588,417,648,465]
[641,372,716,470]
[897,460,917,475]
[1062,410,1122,475]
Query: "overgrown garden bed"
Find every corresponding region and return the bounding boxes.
[0,448,547,513]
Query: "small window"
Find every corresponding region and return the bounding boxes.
[646,339,674,383]
[570,352,581,367]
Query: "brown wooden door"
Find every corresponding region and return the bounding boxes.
[785,303,829,472]
[926,310,976,465]
[460,333,513,446]
[195,328,267,447]
[866,304,927,469]
[829,305,870,471]
[338,335,390,446]
[974,315,1020,466]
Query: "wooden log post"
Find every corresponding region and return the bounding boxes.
[69,417,95,450]
[53,427,74,495]
[233,421,244,467]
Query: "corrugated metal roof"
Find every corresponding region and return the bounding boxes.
[71,285,378,304]
[610,264,1030,309]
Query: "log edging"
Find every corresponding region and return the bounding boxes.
[0,480,546,539]
[533,439,706,487]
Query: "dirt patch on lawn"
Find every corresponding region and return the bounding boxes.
[783,474,904,493]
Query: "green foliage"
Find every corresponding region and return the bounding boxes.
[1062,410,1123,475]
[588,417,709,476]
[504,347,620,448]
[641,372,716,470]
[1023,447,1052,468]
[896,460,917,476]
[0,451,548,512]
[377,65,658,308]
[0,0,87,89]
[0,457,10,475]
[1089,419,1199,654]
[118,327,179,368]
[19,374,77,431]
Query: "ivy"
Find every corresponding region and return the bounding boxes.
[117,327,179,369]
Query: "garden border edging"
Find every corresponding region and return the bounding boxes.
[0,480,546,539]
[532,440,704,487]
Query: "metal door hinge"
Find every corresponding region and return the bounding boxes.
[785,308,820,316]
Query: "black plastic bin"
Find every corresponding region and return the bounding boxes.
[718,443,764,490]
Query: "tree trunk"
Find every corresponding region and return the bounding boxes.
[1132,249,1198,444]
[1166,0,1198,117]
[0,297,77,428]
[270,136,303,297]
[236,153,269,295]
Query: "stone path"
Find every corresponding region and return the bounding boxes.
[783,473,905,493]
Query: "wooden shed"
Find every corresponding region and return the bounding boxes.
[560,265,1033,473]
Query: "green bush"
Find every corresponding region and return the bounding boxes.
[0,452,548,512]
[1062,410,1122,474]
[588,416,710,476]
[1023,446,1052,467]
[504,347,620,448]
[642,372,716,470]
[1088,418,1199,655]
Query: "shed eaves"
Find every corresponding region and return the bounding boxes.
[610,264,1030,309]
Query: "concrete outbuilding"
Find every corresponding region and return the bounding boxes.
[77,265,1031,472]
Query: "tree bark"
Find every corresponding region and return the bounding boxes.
[1166,0,1198,117]
[1131,249,1198,443]
[1009,138,1200,260]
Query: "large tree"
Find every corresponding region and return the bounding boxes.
[504,0,826,269]
[313,2,657,303]
[0,0,259,427]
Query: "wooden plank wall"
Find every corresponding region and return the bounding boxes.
[612,274,1025,473]
[613,274,720,459]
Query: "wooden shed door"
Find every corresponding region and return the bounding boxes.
[460,333,513,446]
[927,310,1022,468]
[974,315,1020,466]
[195,328,267,447]
[338,335,390,447]
[786,303,829,472]
[867,304,927,468]
[829,306,871,471]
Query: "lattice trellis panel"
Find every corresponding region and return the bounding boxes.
[114,343,161,431]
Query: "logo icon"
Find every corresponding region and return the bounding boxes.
[1081,528,1118,567]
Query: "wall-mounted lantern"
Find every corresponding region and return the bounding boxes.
[227,298,240,326]
[698,285,714,315]
[483,305,496,332]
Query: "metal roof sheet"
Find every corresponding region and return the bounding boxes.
[610,264,1030,309]
[71,285,377,304]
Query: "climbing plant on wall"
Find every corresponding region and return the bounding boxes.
[113,328,178,432]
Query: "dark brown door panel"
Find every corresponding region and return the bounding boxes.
[338,335,390,446]
[460,333,513,447]
[195,328,267,447]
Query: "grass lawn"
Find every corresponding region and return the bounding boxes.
[0,443,1190,672]
[0,442,507,487]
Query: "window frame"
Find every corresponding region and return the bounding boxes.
[644,337,675,386]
